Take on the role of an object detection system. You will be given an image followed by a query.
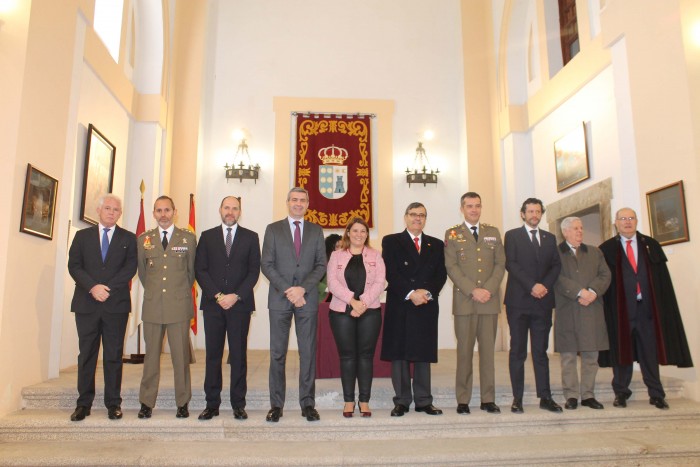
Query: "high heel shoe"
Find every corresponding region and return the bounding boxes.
[343,402,355,418]
[359,402,372,417]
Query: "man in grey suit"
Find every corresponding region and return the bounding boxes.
[554,217,611,410]
[136,195,197,419]
[261,187,327,422]
[444,192,505,415]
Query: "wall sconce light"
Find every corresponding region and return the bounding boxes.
[405,142,439,187]
[224,139,260,183]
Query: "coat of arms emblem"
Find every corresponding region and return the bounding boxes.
[318,145,349,200]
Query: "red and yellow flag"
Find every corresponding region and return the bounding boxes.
[128,181,146,336]
[188,193,198,335]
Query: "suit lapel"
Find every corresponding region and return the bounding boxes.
[401,230,421,260]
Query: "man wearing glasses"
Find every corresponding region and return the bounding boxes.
[598,208,693,409]
[380,202,447,417]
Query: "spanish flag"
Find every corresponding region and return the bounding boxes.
[188,193,198,335]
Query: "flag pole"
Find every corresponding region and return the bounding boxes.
[123,180,146,364]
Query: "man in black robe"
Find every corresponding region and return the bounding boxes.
[598,208,693,410]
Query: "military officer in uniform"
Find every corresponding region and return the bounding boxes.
[136,195,197,419]
[445,192,505,415]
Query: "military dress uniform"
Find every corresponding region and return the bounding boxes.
[137,226,197,410]
[444,222,505,407]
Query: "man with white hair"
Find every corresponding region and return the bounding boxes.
[67,194,137,421]
[598,208,693,410]
[554,216,611,410]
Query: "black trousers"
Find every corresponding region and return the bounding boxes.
[506,306,553,399]
[329,308,381,402]
[74,309,129,408]
[203,308,252,409]
[612,301,665,399]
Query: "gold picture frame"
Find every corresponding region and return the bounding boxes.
[19,164,59,240]
[646,180,689,246]
[80,124,115,225]
[554,122,590,192]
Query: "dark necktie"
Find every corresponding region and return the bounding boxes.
[530,229,539,247]
[225,227,232,256]
[162,231,168,250]
[413,236,420,253]
[471,226,478,242]
[293,221,301,259]
[101,228,110,262]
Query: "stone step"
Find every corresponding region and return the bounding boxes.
[21,375,686,410]
[0,426,699,466]
[3,399,699,442]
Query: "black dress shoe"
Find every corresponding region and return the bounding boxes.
[233,407,248,420]
[649,397,670,410]
[564,398,578,410]
[539,398,563,413]
[70,406,90,422]
[511,398,524,414]
[581,398,604,410]
[456,404,470,414]
[301,406,320,421]
[390,404,408,417]
[415,404,443,415]
[613,394,628,408]
[137,403,152,419]
[107,406,123,420]
[176,404,189,418]
[198,407,219,420]
[480,402,501,414]
[266,407,283,422]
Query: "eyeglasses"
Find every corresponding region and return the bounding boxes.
[407,213,427,219]
[617,217,636,221]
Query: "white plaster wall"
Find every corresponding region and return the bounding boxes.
[529,65,633,226]
[200,0,467,349]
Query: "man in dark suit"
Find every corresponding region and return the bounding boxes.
[261,187,327,422]
[67,194,137,421]
[381,202,447,417]
[599,208,693,410]
[504,198,562,413]
[195,196,260,421]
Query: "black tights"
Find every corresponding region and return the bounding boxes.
[329,308,381,402]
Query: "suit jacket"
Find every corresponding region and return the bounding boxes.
[380,230,447,363]
[137,227,197,324]
[195,224,261,313]
[598,233,693,368]
[504,225,561,311]
[68,225,137,314]
[327,247,386,312]
[260,218,327,310]
[553,242,611,352]
[445,222,505,316]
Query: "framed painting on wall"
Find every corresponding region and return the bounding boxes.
[554,122,590,192]
[80,124,115,225]
[19,164,59,240]
[646,180,689,246]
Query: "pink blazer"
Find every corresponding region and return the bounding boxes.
[327,247,386,312]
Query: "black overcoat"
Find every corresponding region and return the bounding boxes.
[380,230,447,363]
[598,233,693,368]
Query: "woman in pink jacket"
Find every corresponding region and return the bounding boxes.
[327,217,386,417]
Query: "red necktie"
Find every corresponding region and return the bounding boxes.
[413,236,420,253]
[626,239,641,296]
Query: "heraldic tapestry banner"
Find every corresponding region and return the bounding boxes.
[295,113,373,228]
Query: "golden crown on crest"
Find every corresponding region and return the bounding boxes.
[317,145,348,165]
